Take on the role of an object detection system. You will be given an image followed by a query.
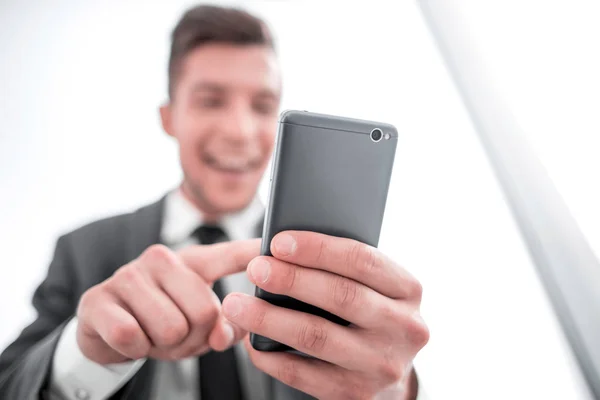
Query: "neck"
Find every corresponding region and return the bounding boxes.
[179,182,223,224]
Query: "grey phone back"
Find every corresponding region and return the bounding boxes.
[251,110,398,352]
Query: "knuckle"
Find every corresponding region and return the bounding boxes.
[153,260,178,277]
[376,356,403,383]
[77,286,98,313]
[280,262,298,292]
[112,265,144,289]
[156,319,189,347]
[189,303,219,327]
[379,302,404,327]
[407,278,423,301]
[381,304,430,349]
[108,321,140,348]
[277,360,300,387]
[252,307,267,330]
[143,243,172,260]
[296,322,328,352]
[142,244,178,269]
[331,276,360,309]
[348,242,380,275]
[118,264,139,280]
[315,238,328,264]
[407,314,430,349]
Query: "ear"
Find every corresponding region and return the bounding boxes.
[159,102,175,137]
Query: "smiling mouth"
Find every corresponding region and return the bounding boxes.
[203,153,262,173]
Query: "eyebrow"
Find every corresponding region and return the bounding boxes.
[190,82,227,94]
[254,89,280,101]
[190,82,280,100]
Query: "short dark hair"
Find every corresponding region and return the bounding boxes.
[168,5,275,99]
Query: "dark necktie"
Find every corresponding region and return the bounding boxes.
[193,225,245,400]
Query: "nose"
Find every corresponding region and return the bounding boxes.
[221,102,257,145]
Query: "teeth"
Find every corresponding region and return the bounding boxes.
[217,159,246,169]
[206,156,254,171]
[204,153,260,171]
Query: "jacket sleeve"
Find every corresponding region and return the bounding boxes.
[0,235,79,399]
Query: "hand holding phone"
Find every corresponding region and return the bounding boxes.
[220,111,428,398]
[251,110,398,352]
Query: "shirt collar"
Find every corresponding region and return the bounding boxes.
[161,188,264,246]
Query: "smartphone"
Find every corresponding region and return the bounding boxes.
[251,110,398,352]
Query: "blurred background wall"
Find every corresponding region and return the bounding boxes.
[1,1,598,399]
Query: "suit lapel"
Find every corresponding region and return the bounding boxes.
[126,196,166,261]
[118,196,165,400]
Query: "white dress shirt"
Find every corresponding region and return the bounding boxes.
[49,189,429,400]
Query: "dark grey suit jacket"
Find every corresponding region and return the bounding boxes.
[0,196,313,400]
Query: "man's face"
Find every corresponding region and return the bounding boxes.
[161,43,281,217]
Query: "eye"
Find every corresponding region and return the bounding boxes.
[252,100,277,115]
[194,96,225,109]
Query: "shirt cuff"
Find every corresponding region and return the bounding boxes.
[50,317,146,400]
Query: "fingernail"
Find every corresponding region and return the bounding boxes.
[223,323,235,345]
[223,296,242,319]
[249,258,270,283]
[274,233,296,256]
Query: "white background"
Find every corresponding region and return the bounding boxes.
[1,1,598,399]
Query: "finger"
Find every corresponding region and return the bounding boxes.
[88,298,152,361]
[178,239,261,282]
[270,231,422,300]
[144,248,223,356]
[160,272,221,356]
[108,265,189,348]
[222,293,368,370]
[247,256,397,328]
[243,336,364,400]
[208,318,247,352]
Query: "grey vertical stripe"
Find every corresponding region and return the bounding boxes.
[418,1,600,398]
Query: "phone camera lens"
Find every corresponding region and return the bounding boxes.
[370,128,383,142]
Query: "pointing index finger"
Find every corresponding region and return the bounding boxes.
[179,239,261,283]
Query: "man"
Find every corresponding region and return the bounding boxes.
[0,5,429,400]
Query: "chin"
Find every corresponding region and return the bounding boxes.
[210,193,255,214]
[183,171,262,215]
